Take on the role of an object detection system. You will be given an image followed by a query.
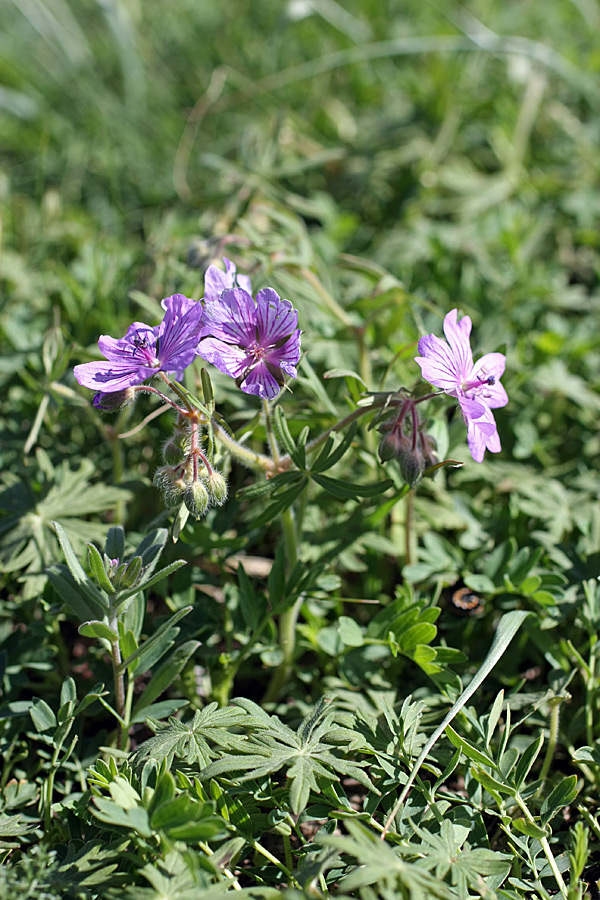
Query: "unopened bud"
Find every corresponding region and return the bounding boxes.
[378,431,410,463]
[421,433,438,470]
[206,471,228,506]
[184,481,210,519]
[162,437,184,465]
[93,388,136,411]
[154,466,188,507]
[397,448,424,487]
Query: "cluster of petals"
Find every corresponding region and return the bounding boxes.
[415,309,508,462]
[73,294,205,402]
[74,259,301,403]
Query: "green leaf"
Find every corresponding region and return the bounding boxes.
[113,559,187,609]
[541,774,578,824]
[513,732,545,789]
[249,477,308,529]
[445,725,495,768]
[338,615,364,647]
[323,367,367,387]
[310,423,358,474]
[29,698,57,732]
[86,542,115,594]
[512,817,549,839]
[311,472,393,500]
[79,620,118,643]
[274,406,305,469]
[132,639,200,715]
[119,606,193,673]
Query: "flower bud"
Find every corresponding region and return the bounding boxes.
[421,433,438,470]
[154,466,188,507]
[162,436,183,465]
[378,431,410,463]
[397,448,425,487]
[93,388,136,411]
[184,481,210,519]
[206,471,228,506]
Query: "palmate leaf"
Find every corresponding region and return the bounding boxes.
[0,455,130,599]
[131,704,264,772]
[322,819,456,899]
[200,698,379,815]
[406,818,511,893]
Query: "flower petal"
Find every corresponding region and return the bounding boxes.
[466,405,501,462]
[443,309,474,376]
[73,360,155,391]
[265,331,301,377]
[255,289,299,345]
[158,294,205,371]
[239,361,282,399]
[203,288,257,346]
[415,333,463,392]
[197,337,251,379]
[98,322,155,362]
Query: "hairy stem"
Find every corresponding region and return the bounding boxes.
[212,421,275,473]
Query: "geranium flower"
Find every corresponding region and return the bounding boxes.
[415,309,507,462]
[74,294,205,394]
[203,257,252,303]
[198,287,301,399]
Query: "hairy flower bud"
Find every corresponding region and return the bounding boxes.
[378,431,410,463]
[397,447,425,487]
[205,471,227,506]
[162,437,183,465]
[154,466,188,507]
[184,481,210,519]
[93,388,136,411]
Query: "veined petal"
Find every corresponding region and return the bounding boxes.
[203,258,253,303]
[239,361,282,399]
[255,289,299,345]
[73,360,155,391]
[265,331,301,377]
[197,337,252,379]
[458,394,488,423]
[443,309,474,376]
[466,405,501,462]
[203,288,256,346]
[98,322,155,362]
[415,333,464,391]
[158,294,205,371]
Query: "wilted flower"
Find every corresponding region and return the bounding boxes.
[415,309,508,463]
[74,294,205,394]
[198,287,301,400]
[203,257,252,303]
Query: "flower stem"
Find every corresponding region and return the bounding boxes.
[262,397,280,468]
[537,698,562,791]
[158,372,195,413]
[109,614,127,749]
[515,794,569,900]
[263,505,301,704]
[212,421,275,473]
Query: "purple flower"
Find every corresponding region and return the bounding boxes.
[198,287,301,400]
[74,294,205,395]
[415,309,508,463]
[203,257,252,303]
